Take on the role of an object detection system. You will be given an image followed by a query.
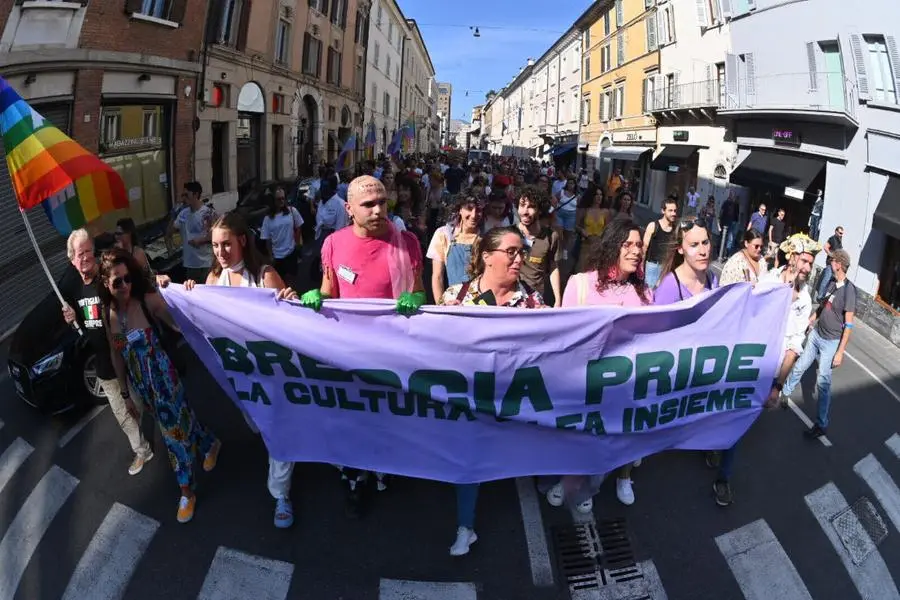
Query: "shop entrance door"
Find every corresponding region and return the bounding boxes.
[237,113,260,189]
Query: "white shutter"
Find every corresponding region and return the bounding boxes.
[706,64,715,103]
[647,13,658,51]
[744,53,757,99]
[886,36,900,101]
[806,41,819,91]
[642,77,649,112]
[668,7,676,43]
[617,32,625,66]
[695,0,709,27]
[657,8,666,45]
[849,33,870,100]
[672,72,680,107]
[616,0,624,26]
[720,0,733,19]
[709,0,721,23]
[724,52,738,108]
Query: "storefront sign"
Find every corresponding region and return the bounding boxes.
[612,129,656,144]
[673,130,690,142]
[772,128,801,147]
[106,136,162,150]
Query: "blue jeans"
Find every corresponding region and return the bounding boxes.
[645,262,662,289]
[456,484,479,528]
[817,264,833,301]
[722,224,738,256]
[782,328,840,429]
[719,444,737,482]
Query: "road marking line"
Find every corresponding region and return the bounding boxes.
[515,477,554,587]
[785,399,832,447]
[804,482,900,600]
[715,519,812,600]
[197,547,294,600]
[61,503,160,600]
[58,405,107,448]
[845,351,900,404]
[379,579,477,600]
[887,434,900,460]
[854,454,900,533]
[0,438,34,495]
[0,465,79,599]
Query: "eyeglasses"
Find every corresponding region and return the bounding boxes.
[621,240,644,251]
[490,247,528,259]
[111,274,132,290]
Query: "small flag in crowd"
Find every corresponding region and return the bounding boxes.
[364,122,377,160]
[387,129,402,158]
[0,77,127,233]
[336,133,357,172]
[402,116,416,152]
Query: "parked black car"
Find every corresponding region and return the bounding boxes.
[8,232,178,414]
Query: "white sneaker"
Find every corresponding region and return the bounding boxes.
[616,478,635,506]
[575,498,593,514]
[450,526,478,556]
[546,482,565,507]
[128,452,153,476]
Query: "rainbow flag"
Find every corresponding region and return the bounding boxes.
[364,122,376,160]
[336,133,357,173]
[387,128,402,158]
[402,116,416,153]
[0,77,126,233]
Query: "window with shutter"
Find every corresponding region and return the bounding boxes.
[647,13,658,51]
[743,53,756,97]
[236,0,251,50]
[671,72,680,107]
[886,36,900,103]
[616,0,624,27]
[617,33,625,66]
[695,0,709,28]
[724,52,738,108]
[806,42,819,91]
[849,34,870,100]
[706,64,715,103]
[656,9,667,45]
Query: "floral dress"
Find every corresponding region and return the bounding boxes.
[113,325,217,488]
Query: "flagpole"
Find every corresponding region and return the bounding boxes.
[18,208,82,336]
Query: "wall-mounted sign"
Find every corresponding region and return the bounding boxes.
[673,130,690,142]
[611,128,657,144]
[772,128,801,147]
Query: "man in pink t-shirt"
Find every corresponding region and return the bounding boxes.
[299,174,424,518]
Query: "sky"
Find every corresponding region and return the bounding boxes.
[399,0,591,123]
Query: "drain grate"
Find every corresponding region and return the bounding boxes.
[830,496,889,566]
[553,518,651,599]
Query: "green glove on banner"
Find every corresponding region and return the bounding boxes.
[300,289,329,312]
[395,291,426,316]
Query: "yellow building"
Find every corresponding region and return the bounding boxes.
[577,0,660,206]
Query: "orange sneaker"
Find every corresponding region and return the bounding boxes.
[177,495,196,523]
[203,439,222,472]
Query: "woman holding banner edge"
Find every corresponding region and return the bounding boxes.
[442,226,545,556]
[184,212,299,528]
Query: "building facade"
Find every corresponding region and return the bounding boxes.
[530,30,582,165]
[367,0,404,157]
[437,81,452,146]
[400,19,436,153]
[496,63,535,157]
[578,0,660,206]
[720,0,900,341]
[0,0,204,335]
[646,0,741,213]
[196,0,369,211]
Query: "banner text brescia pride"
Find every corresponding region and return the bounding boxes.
[162,283,791,483]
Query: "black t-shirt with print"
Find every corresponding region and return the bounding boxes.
[827,234,843,252]
[771,219,787,243]
[64,277,116,380]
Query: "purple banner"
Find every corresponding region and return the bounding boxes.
[161,283,790,483]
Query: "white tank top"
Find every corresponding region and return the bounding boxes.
[215,262,266,288]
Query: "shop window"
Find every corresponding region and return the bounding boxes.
[142,109,158,138]
[878,234,900,310]
[102,111,121,145]
[272,125,284,180]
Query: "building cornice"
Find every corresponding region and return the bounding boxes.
[0,48,201,75]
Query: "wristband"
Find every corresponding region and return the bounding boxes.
[771,379,783,392]
[121,389,130,398]
[844,323,854,329]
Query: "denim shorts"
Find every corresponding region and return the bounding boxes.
[556,209,577,231]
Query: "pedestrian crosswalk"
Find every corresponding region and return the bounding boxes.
[1,429,900,599]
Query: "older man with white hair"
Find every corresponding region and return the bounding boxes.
[61,229,163,474]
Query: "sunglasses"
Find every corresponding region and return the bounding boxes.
[112,274,132,290]
[490,247,528,259]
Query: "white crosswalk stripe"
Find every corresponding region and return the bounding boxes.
[715,519,812,600]
[0,465,79,599]
[61,503,160,600]
[197,546,294,600]
[805,482,900,600]
[855,454,900,533]
[0,437,33,495]
[379,578,477,600]
[887,433,900,460]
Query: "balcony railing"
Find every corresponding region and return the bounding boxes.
[720,72,857,121]
[649,79,720,112]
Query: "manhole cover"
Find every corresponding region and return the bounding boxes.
[830,497,889,566]
[552,518,651,599]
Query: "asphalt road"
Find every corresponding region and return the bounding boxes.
[1,300,900,599]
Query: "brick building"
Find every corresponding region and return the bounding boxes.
[0,0,205,335]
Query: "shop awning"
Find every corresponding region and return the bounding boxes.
[873,176,900,240]
[551,142,577,156]
[651,144,703,171]
[598,146,653,161]
[729,148,826,195]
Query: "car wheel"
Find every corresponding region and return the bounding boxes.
[81,354,107,405]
